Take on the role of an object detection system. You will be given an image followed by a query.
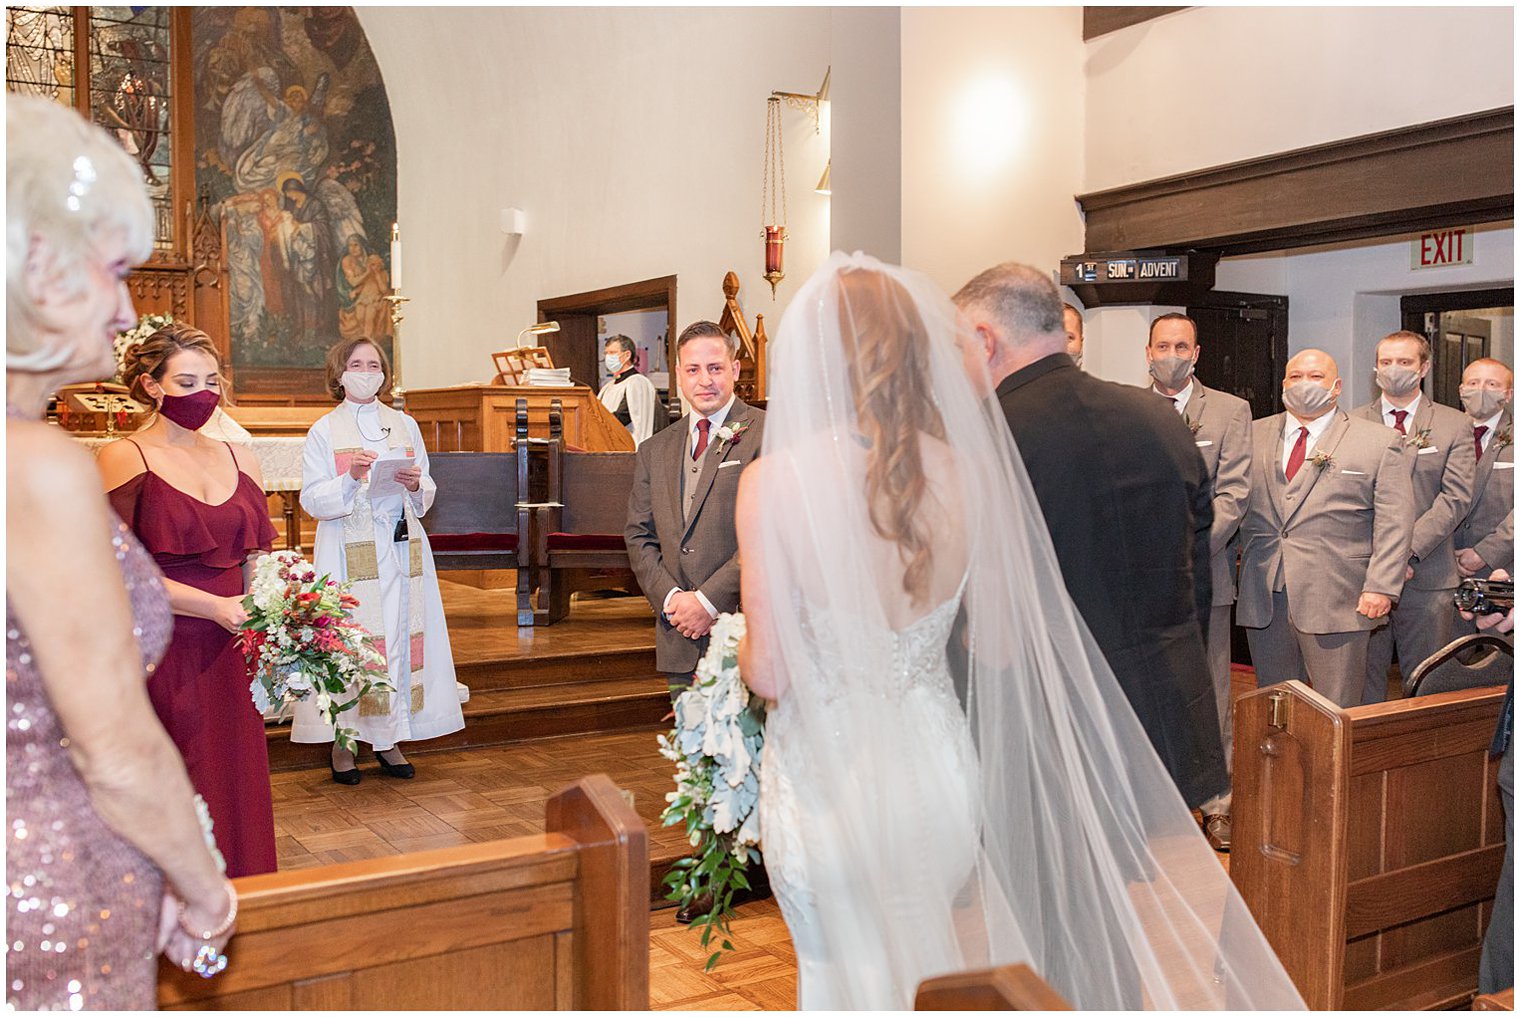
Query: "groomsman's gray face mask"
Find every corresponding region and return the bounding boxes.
[1461,386,1509,421]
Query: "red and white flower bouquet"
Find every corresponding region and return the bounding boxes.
[239,550,390,751]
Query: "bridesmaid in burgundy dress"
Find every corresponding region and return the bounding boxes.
[99,324,279,878]
[7,95,236,1007]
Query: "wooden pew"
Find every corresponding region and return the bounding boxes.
[158,774,648,1010]
[915,965,1071,1010]
[1232,680,1507,1010]
[519,401,641,626]
[422,399,549,626]
[1475,987,1516,1010]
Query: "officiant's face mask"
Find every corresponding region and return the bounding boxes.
[604,353,625,373]
[341,370,385,402]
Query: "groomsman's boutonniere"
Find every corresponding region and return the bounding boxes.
[1405,427,1433,450]
[715,421,751,451]
[1496,426,1513,453]
[1309,449,1336,472]
[1183,414,1202,436]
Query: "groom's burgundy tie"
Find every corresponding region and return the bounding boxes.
[1285,426,1309,482]
[692,418,711,460]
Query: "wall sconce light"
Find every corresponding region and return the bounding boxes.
[516,320,560,348]
[815,160,831,196]
[500,207,527,236]
[771,66,830,135]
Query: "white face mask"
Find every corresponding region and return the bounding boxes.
[342,370,384,402]
[604,353,625,373]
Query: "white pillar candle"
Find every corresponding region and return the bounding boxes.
[389,224,403,290]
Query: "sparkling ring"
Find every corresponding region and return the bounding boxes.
[192,944,228,979]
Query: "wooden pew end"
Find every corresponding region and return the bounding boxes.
[915,964,1072,1011]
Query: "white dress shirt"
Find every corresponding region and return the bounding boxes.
[1379,392,1423,432]
[1153,379,1194,416]
[1282,409,1337,474]
[664,394,739,621]
[1474,409,1504,454]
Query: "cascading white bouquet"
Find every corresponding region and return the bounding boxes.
[239,550,391,751]
[657,611,765,970]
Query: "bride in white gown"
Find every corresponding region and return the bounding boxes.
[735,254,1304,1010]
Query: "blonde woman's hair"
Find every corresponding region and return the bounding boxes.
[7,95,153,371]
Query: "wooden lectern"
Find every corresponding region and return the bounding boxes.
[404,383,634,453]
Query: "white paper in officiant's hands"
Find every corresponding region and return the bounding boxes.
[365,448,413,498]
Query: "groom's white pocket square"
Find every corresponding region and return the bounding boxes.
[1194,440,1213,447]
[1340,469,1367,476]
[1417,446,1438,455]
[718,461,743,469]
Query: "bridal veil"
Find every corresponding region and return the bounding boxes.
[745,251,1304,1009]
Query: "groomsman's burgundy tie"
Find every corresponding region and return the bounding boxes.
[693,418,711,460]
[1475,424,1489,463]
[1285,426,1309,481]
[1390,409,1408,435]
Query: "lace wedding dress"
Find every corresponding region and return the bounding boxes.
[744,253,1304,1010]
[759,582,979,1010]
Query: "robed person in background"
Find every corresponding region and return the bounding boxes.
[598,333,664,446]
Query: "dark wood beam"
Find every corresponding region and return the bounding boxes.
[1083,7,1188,41]
[1078,107,1514,256]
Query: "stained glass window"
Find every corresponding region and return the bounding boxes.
[6,6,180,253]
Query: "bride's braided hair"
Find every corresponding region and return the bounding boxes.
[838,269,947,607]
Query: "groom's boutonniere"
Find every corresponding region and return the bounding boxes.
[1183,414,1202,436]
[1404,427,1433,450]
[1309,449,1336,472]
[715,421,751,451]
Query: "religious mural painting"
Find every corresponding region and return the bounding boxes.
[193,7,396,394]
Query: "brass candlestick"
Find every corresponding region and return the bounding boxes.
[384,292,410,399]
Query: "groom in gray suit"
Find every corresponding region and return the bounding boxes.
[1237,349,1415,707]
[1352,331,1475,702]
[625,321,766,692]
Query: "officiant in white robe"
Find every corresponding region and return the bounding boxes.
[291,339,463,780]
[598,334,661,446]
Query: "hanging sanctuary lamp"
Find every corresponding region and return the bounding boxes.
[761,95,787,297]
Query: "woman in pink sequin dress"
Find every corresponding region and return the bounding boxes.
[5,97,236,1009]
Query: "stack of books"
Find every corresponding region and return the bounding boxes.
[525,367,574,387]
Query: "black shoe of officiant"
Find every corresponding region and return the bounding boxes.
[374,749,415,779]
[330,761,362,786]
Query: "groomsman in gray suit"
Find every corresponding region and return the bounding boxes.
[1353,331,1475,701]
[1237,349,1415,707]
[625,321,766,693]
[1455,358,1515,586]
[1146,313,1252,851]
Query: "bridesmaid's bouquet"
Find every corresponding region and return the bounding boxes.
[657,612,765,970]
[239,550,391,751]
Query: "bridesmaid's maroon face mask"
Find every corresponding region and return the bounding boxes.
[158,390,220,431]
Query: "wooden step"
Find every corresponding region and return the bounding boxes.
[454,644,657,694]
[266,676,672,772]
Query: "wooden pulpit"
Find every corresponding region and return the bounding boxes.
[404,383,635,453]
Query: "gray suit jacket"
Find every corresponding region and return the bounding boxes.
[1237,409,1415,634]
[1352,397,1476,590]
[624,400,766,674]
[1181,382,1253,607]
[1455,408,1515,572]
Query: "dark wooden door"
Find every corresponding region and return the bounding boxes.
[1401,287,1513,410]
[1188,292,1290,420]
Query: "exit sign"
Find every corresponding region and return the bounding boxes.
[1412,228,1474,269]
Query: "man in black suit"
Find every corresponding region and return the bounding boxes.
[953,263,1225,809]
